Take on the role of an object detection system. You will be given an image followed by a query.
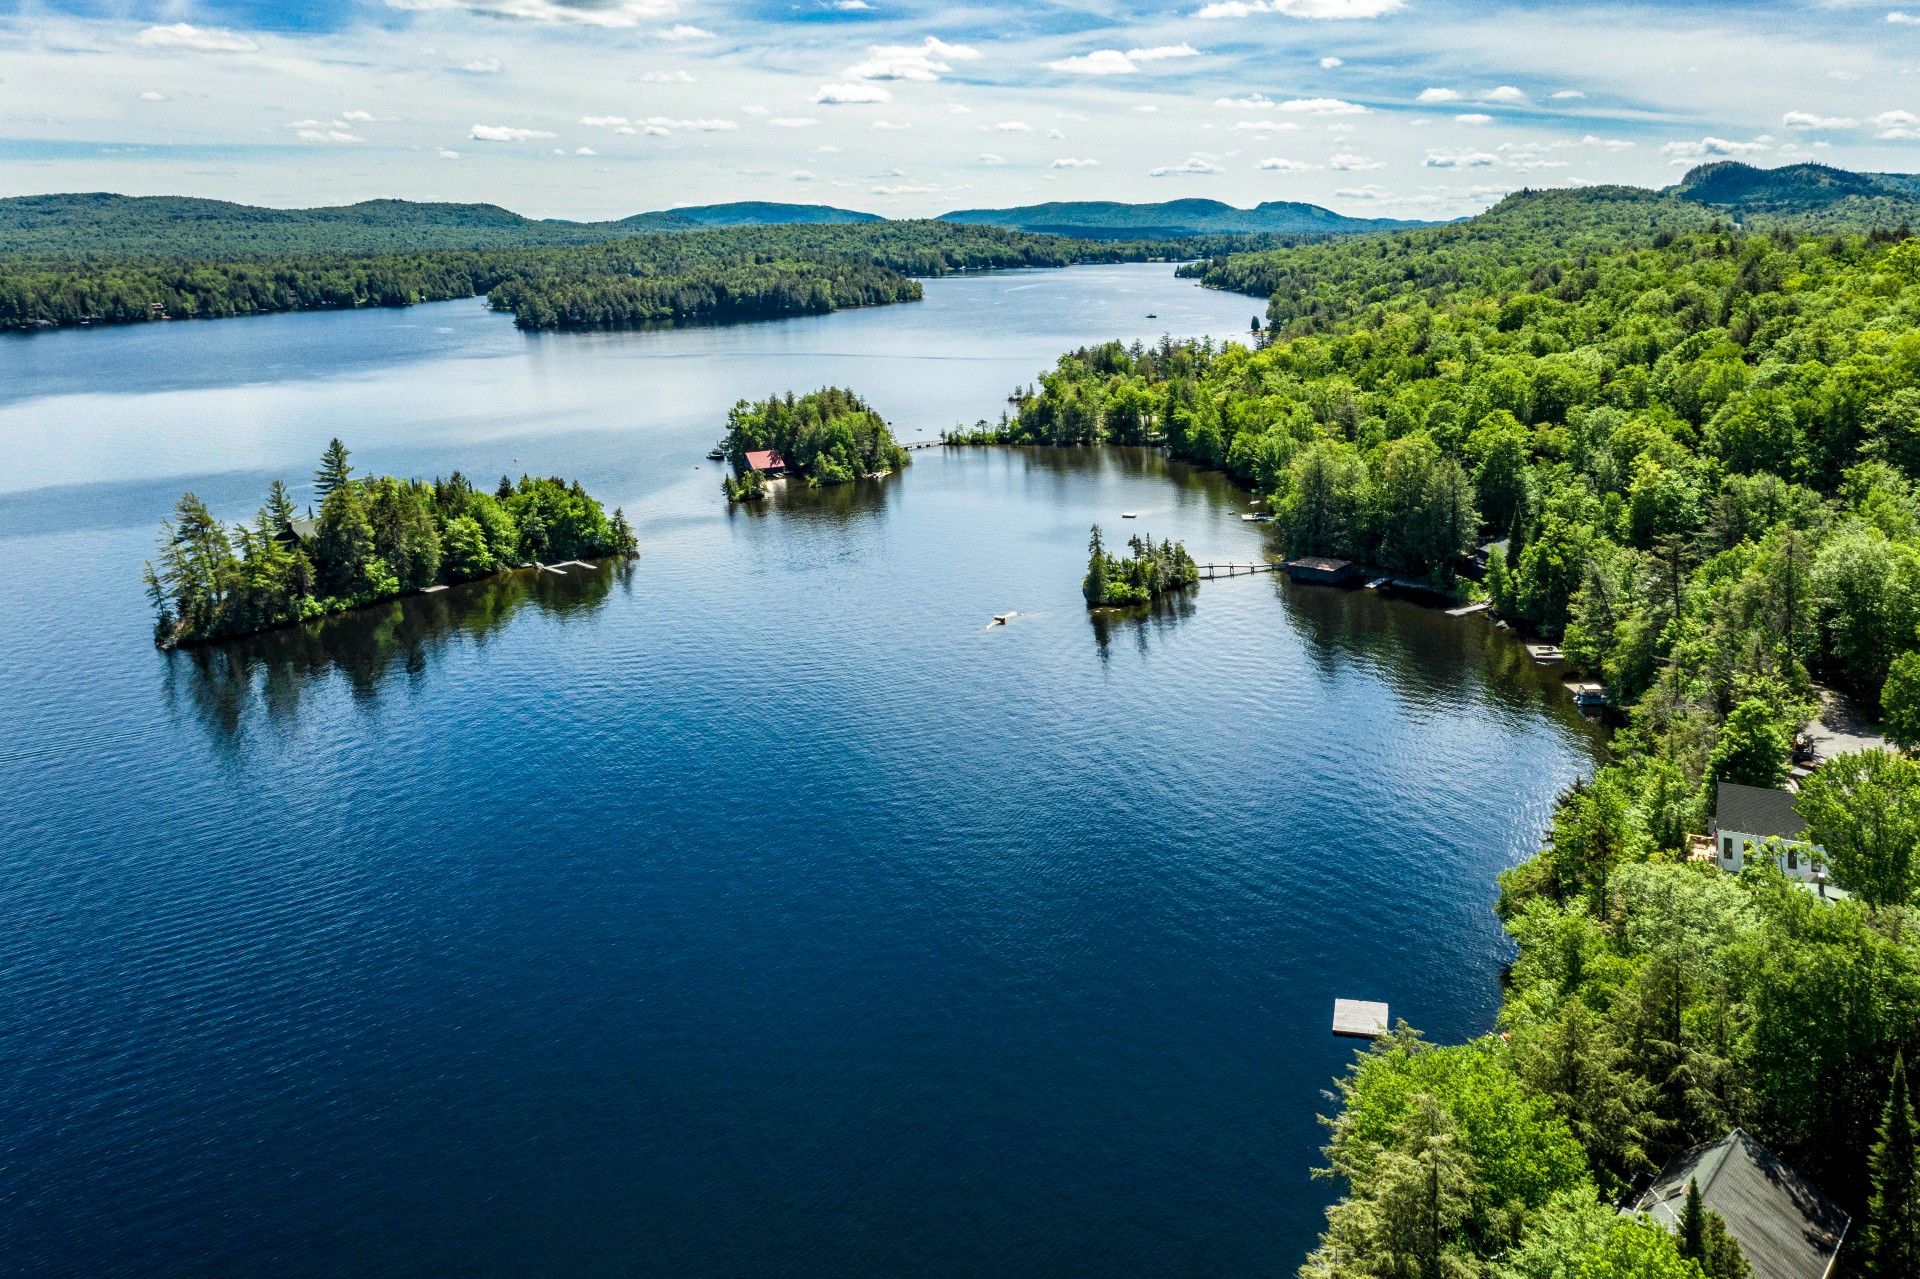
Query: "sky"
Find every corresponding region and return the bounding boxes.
[2,0,1920,221]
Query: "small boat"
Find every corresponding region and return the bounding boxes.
[1145,313,1157,319]
[992,612,1016,625]
[706,447,725,460]
[1573,683,1607,708]
[1122,512,1138,518]
[1366,577,1390,590]
[1241,513,1258,521]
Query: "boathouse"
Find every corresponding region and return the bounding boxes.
[1625,1129,1849,1279]
[1287,557,1357,585]
[743,448,788,477]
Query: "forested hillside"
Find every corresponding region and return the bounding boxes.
[0,193,883,257]
[0,221,1228,332]
[999,205,1920,1278]
[939,197,1425,240]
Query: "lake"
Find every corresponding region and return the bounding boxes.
[0,266,1601,1277]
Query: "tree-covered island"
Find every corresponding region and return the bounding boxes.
[1082,524,1199,606]
[723,387,909,492]
[143,438,635,647]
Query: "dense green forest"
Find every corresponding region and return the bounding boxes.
[939,197,1426,240]
[0,220,1278,333]
[144,439,635,647]
[994,187,1920,1277]
[1082,524,1199,605]
[723,387,908,487]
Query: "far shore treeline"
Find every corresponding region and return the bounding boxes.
[0,221,1282,334]
[143,439,635,648]
[723,387,908,495]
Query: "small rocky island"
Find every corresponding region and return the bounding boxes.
[1082,523,1199,607]
[144,438,636,648]
[723,387,909,500]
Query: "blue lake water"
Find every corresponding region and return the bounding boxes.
[0,266,1601,1277]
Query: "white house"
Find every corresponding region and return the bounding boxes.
[1711,782,1844,899]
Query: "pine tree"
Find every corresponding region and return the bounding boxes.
[1680,1179,1707,1261]
[265,479,298,533]
[1868,1052,1920,1279]
[314,438,353,501]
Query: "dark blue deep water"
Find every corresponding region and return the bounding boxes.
[0,267,1601,1277]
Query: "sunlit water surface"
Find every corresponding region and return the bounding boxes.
[0,267,1601,1277]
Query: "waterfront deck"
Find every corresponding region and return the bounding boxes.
[1333,999,1390,1038]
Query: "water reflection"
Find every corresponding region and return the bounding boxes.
[164,559,631,748]
[1089,589,1199,661]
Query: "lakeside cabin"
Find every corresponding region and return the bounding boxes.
[1625,1129,1849,1279]
[1706,781,1847,901]
[743,448,788,478]
[1286,557,1358,586]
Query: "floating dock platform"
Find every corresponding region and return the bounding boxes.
[1333,999,1390,1038]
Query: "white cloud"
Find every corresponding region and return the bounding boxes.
[139,91,170,102]
[384,0,675,26]
[1150,155,1225,175]
[771,117,818,128]
[872,119,912,129]
[1259,157,1319,170]
[812,83,893,104]
[341,110,380,122]
[1549,89,1584,100]
[1046,50,1127,74]
[1276,97,1366,114]
[742,105,770,114]
[1235,119,1303,131]
[657,24,714,39]
[643,116,738,131]
[580,115,629,126]
[1455,113,1494,125]
[1328,151,1382,169]
[978,152,1005,162]
[872,183,940,194]
[1892,11,1920,22]
[791,169,815,180]
[575,146,597,154]
[1194,0,1404,18]
[1135,104,1161,113]
[132,23,259,53]
[1320,55,1343,68]
[995,120,1032,131]
[1335,184,1393,199]
[461,57,503,73]
[1482,85,1526,102]
[1875,109,1920,138]
[470,123,558,141]
[1215,92,1278,108]
[1555,134,1634,151]
[1424,148,1498,167]
[641,70,696,83]
[847,36,981,81]
[292,124,365,143]
[1047,127,1067,139]
[438,148,461,159]
[832,0,872,8]
[1415,87,1460,103]
[948,103,972,114]
[1783,110,1859,128]
[1052,156,1100,167]
[1660,135,1771,161]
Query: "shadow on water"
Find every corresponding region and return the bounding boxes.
[164,558,631,749]
[1276,579,1602,734]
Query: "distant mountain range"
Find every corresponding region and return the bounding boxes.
[0,191,1417,258]
[936,198,1428,239]
[9,167,1920,260]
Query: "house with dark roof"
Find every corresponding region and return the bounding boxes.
[1627,1129,1849,1279]
[743,449,788,477]
[1712,782,1843,898]
[1286,557,1357,585]
[276,515,320,545]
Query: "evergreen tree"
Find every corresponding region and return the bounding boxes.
[265,479,299,532]
[314,438,353,501]
[1868,1052,1920,1279]
[1679,1180,1706,1262]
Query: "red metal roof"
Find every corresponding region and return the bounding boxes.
[744,449,786,471]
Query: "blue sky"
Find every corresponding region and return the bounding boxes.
[2,0,1918,219]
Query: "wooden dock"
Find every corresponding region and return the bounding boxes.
[1196,562,1283,580]
[1446,601,1490,617]
[1333,999,1390,1039]
[901,440,944,450]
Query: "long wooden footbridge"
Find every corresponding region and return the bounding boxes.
[1196,562,1284,580]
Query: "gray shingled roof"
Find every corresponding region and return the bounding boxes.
[1630,1129,1848,1279]
[1715,783,1808,841]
